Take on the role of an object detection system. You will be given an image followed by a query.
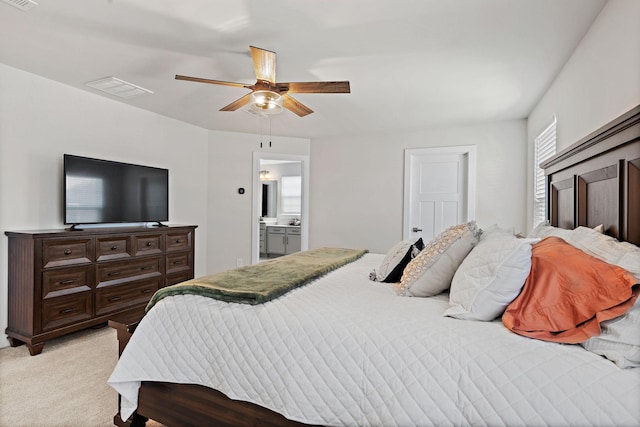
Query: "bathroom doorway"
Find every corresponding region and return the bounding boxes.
[251,153,309,264]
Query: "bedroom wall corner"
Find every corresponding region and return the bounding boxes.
[525,0,640,231]
[309,120,527,255]
[205,130,310,275]
[0,63,210,349]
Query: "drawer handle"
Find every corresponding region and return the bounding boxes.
[146,242,152,247]
[140,266,151,271]
[173,260,184,265]
[142,288,153,294]
[175,239,182,243]
[107,271,120,277]
[64,249,72,255]
[60,307,76,314]
[110,245,118,250]
[108,296,122,302]
[59,279,75,285]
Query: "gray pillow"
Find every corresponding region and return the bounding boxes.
[375,238,424,283]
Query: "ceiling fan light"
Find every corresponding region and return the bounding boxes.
[250,90,283,115]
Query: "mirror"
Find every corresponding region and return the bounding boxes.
[261,180,277,218]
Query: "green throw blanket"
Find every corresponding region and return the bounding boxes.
[146,247,368,309]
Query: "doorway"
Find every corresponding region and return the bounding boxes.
[251,152,310,264]
[403,146,476,242]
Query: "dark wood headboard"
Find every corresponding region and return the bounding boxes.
[541,105,640,246]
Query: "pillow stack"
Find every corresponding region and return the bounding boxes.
[501,236,638,344]
[375,221,640,368]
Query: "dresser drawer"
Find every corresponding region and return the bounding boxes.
[166,271,193,287]
[133,234,163,256]
[95,279,160,316]
[268,226,286,234]
[287,227,301,235]
[165,231,192,252]
[41,292,92,331]
[96,236,131,261]
[166,252,192,274]
[42,238,92,268]
[42,266,93,299]
[96,257,162,286]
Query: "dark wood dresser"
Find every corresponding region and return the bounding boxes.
[4,224,197,355]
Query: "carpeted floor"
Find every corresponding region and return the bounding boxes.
[0,325,160,427]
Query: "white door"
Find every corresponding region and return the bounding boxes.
[403,146,476,242]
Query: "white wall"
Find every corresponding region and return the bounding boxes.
[526,0,640,228]
[206,131,310,274]
[309,120,527,254]
[0,63,210,348]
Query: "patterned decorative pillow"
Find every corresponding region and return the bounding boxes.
[398,221,480,297]
[375,238,424,283]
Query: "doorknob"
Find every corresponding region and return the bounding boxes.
[412,227,423,232]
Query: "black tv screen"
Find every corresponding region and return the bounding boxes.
[64,155,168,225]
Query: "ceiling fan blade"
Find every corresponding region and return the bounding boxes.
[250,46,276,84]
[175,75,249,88]
[282,95,313,117]
[220,93,253,111]
[277,81,350,94]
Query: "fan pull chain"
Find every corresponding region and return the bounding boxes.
[259,116,263,148]
[269,117,272,148]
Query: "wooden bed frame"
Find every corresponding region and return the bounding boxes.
[542,104,640,245]
[112,105,640,427]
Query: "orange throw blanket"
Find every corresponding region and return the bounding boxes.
[503,237,639,344]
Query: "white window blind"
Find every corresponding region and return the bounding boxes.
[281,176,302,214]
[533,118,556,228]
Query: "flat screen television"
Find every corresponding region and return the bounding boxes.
[64,154,169,225]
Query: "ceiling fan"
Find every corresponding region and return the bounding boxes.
[175,46,350,117]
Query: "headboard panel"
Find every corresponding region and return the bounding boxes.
[629,158,640,242]
[541,105,640,245]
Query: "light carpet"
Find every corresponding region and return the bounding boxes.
[0,326,161,427]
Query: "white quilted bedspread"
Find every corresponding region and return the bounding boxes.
[109,254,640,426]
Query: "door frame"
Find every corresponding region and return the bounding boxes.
[251,152,310,264]
[403,146,476,240]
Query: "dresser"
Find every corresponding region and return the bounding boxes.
[5,225,197,355]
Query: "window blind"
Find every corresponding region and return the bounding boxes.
[281,175,302,214]
[533,118,556,228]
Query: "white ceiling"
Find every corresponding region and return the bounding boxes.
[0,0,606,139]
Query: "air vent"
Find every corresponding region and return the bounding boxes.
[2,0,38,11]
[85,77,153,99]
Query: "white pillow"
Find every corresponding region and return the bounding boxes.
[566,226,639,267]
[399,222,480,297]
[480,224,515,239]
[443,232,538,321]
[527,221,571,241]
[583,296,640,369]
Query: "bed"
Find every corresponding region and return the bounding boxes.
[108,105,640,427]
